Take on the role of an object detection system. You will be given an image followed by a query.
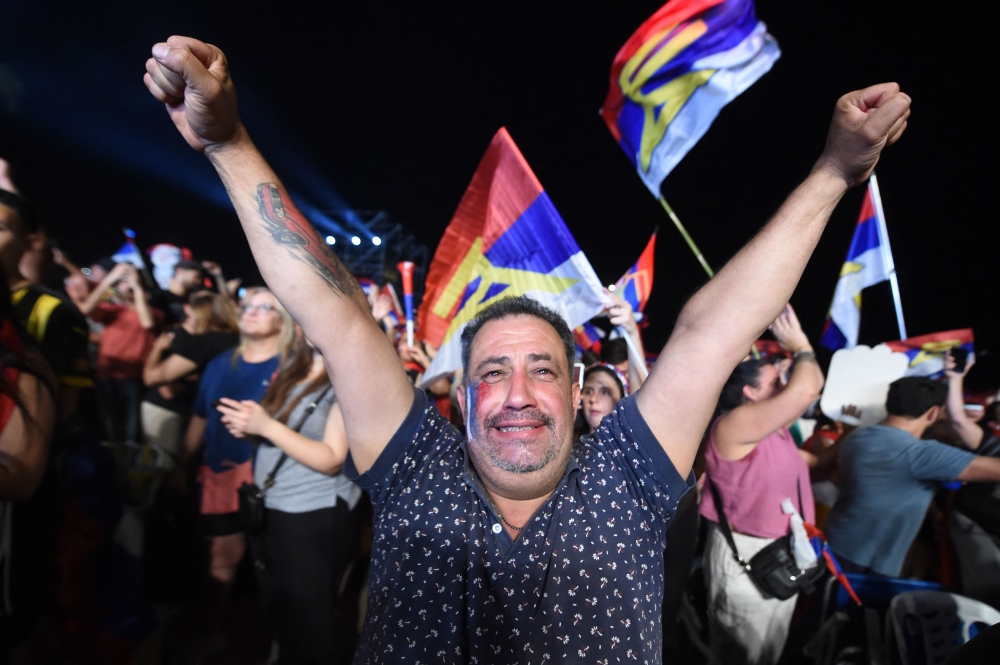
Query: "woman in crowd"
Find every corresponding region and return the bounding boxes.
[0,270,56,658]
[218,332,362,665]
[79,262,162,446]
[142,291,240,462]
[699,304,825,665]
[580,363,628,434]
[171,287,294,661]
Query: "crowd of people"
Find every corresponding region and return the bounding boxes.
[0,34,997,665]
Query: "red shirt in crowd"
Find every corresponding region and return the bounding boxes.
[90,302,163,380]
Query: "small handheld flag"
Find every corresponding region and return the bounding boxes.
[884,329,974,379]
[397,261,416,348]
[821,175,904,351]
[417,128,606,383]
[601,0,780,197]
[615,230,657,317]
[111,228,147,269]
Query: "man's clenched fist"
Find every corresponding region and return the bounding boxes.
[814,82,911,187]
[144,36,244,153]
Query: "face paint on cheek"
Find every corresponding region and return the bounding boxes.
[465,381,492,441]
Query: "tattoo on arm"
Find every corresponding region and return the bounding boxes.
[256,183,359,297]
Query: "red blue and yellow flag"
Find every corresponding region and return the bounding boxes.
[418,128,606,380]
[884,329,974,379]
[821,178,898,351]
[615,231,657,315]
[574,321,606,355]
[601,0,780,196]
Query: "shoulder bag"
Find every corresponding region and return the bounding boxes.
[238,385,332,535]
[707,475,825,600]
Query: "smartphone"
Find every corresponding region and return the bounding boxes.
[950,347,969,373]
[573,362,585,391]
[211,400,223,409]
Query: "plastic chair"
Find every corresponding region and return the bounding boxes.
[806,574,946,665]
[885,591,1000,665]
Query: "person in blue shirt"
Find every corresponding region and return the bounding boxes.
[825,376,1000,577]
[171,287,294,661]
[145,35,915,661]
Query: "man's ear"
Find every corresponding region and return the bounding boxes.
[742,383,757,402]
[925,405,942,424]
[456,382,467,421]
[571,380,582,418]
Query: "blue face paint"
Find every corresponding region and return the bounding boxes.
[465,383,479,441]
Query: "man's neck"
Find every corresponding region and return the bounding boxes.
[486,487,553,540]
[242,335,280,363]
[168,282,187,297]
[883,415,927,439]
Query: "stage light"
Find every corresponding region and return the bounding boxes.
[608,284,617,292]
[372,236,381,246]
[325,235,335,245]
[351,236,361,246]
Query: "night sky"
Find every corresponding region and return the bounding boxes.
[2,1,997,386]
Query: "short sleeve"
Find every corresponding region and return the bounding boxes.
[589,395,695,522]
[906,439,977,482]
[344,386,427,490]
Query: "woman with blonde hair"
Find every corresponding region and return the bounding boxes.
[142,291,241,461]
[168,287,294,662]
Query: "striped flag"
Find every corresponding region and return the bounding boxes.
[601,0,780,196]
[820,179,899,350]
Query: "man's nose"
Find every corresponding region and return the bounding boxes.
[502,368,537,410]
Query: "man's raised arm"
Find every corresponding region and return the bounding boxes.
[636,83,911,478]
[144,36,413,473]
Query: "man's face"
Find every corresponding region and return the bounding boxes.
[0,204,26,282]
[460,315,580,501]
[174,267,202,289]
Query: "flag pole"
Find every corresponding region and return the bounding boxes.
[658,197,714,278]
[869,173,907,340]
[656,196,762,358]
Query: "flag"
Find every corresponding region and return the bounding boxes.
[820,180,896,350]
[574,321,606,356]
[601,0,780,196]
[883,329,974,379]
[615,231,657,315]
[418,128,606,381]
[111,229,146,269]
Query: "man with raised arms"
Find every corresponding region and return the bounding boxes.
[144,36,910,662]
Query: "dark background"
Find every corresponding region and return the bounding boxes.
[1,1,996,386]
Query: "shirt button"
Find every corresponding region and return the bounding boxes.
[492,523,502,534]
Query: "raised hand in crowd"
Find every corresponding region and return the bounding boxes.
[639,83,908,475]
[603,289,647,392]
[147,35,412,474]
[945,349,983,450]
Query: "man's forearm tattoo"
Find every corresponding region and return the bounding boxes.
[256,183,359,297]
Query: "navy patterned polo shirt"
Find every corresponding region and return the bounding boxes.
[345,387,693,664]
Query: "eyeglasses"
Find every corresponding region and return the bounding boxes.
[241,303,276,314]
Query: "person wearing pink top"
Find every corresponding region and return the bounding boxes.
[700,305,826,665]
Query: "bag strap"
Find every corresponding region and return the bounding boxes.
[263,385,332,490]
[706,476,752,572]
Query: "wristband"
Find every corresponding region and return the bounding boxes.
[793,350,816,364]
